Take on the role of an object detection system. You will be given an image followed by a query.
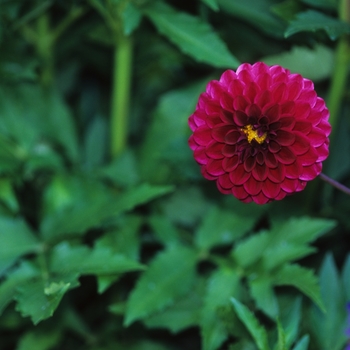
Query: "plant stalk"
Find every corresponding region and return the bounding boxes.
[110,33,133,157]
[319,173,350,195]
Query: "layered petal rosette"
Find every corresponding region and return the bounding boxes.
[188,62,331,204]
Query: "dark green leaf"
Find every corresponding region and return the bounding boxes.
[301,0,337,10]
[0,217,39,274]
[249,277,278,319]
[15,279,71,324]
[17,329,61,350]
[122,2,142,35]
[124,246,197,326]
[342,254,350,299]
[50,242,144,276]
[201,269,241,350]
[311,254,347,350]
[201,0,219,11]
[230,298,270,350]
[262,44,335,82]
[0,261,39,315]
[144,2,239,68]
[276,319,287,350]
[195,207,255,251]
[292,335,310,350]
[274,264,324,311]
[144,278,204,333]
[148,215,180,247]
[285,10,350,40]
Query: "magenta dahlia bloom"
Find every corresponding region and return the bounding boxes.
[188,62,331,204]
[189,62,331,204]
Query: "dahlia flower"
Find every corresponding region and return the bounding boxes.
[188,62,331,204]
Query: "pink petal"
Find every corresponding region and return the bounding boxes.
[291,133,310,155]
[222,144,237,157]
[217,173,234,191]
[244,156,256,172]
[229,164,251,185]
[275,147,296,165]
[194,147,208,165]
[206,159,225,176]
[271,82,287,103]
[298,146,318,166]
[265,152,278,168]
[243,176,262,195]
[262,178,281,198]
[219,70,237,86]
[280,178,298,193]
[284,161,302,179]
[252,163,268,181]
[245,82,260,103]
[225,130,241,144]
[252,192,270,204]
[233,110,249,126]
[299,164,320,181]
[234,95,250,111]
[268,165,285,183]
[206,142,224,159]
[232,185,250,200]
[228,79,244,96]
[211,125,233,142]
[222,155,240,172]
[193,127,212,146]
[276,130,296,146]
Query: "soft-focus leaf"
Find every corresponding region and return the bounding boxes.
[230,298,270,350]
[195,207,255,251]
[0,178,19,212]
[276,319,287,350]
[301,0,337,10]
[292,335,310,350]
[148,215,180,247]
[274,264,324,311]
[280,297,302,348]
[17,329,61,350]
[201,268,241,350]
[262,44,335,82]
[249,276,278,319]
[144,2,239,68]
[124,246,197,326]
[122,2,142,35]
[0,261,39,315]
[144,278,204,333]
[15,279,71,324]
[0,217,39,274]
[342,254,350,299]
[50,242,144,276]
[311,254,347,350]
[201,0,219,11]
[218,0,286,38]
[285,10,350,40]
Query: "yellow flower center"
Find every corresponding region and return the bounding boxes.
[241,125,267,144]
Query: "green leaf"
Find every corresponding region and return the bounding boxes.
[201,268,241,350]
[249,277,278,319]
[0,217,39,274]
[201,0,219,11]
[232,230,270,268]
[311,254,347,350]
[15,279,71,324]
[0,178,19,212]
[122,2,142,35]
[148,215,180,247]
[273,264,324,311]
[144,278,204,333]
[17,329,61,350]
[50,242,144,276]
[285,10,350,40]
[0,261,39,315]
[217,0,286,38]
[342,254,350,299]
[261,44,335,82]
[301,0,337,10]
[124,246,197,326]
[292,335,310,350]
[280,297,302,348]
[41,181,172,241]
[144,2,239,68]
[230,298,270,350]
[276,319,287,350]
[195,207,255,251]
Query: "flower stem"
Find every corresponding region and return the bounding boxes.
[110,33,133,157]
[327,0,350,134]
[319,173,350,195]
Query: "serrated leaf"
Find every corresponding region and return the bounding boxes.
[50,242,144,276]
[0,261,39,315]
[144,2,239,68]
[230,298,270,350]
[232,230,270,268]
[273,264,324,311]
[0,217,39,274]
[41,182,172,240]
[249,277,278,319]
[124,246,197,326]
[285,10,350,40]
[201,268,241,350]
[122,2,142,35]
[195,207,255,251]
[262,44,335,82]
[311,254,347,350]
[292,335,310,350]
[144,278,204,333]
[201,0,219,11]
[15,279,71,324]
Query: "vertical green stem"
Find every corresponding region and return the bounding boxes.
[327,0,350,135]
[111,33,133,157]
[36,13,54,87]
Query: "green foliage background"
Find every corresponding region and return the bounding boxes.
[0,0,349,349]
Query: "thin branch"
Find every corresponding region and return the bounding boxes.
[319,173,350,196]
